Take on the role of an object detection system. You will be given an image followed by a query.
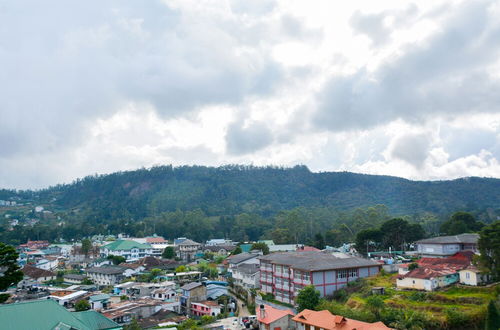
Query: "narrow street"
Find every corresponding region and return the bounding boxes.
[236,297,250,317]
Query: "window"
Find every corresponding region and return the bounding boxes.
[349,269,357,277]
[466,272,470,279]
[337,269,348,279]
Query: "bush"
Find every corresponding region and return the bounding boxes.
[408,291,427,302]
[0,293,10,303]
[332,289,348,302]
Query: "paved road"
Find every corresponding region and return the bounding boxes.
[237,297,250,317]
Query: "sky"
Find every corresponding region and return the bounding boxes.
[1,0,500,189]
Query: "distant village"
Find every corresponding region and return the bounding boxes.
[0,229,492,330]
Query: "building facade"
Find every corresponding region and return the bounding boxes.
[415,234,479,257]
[86,266,126,286]
[100,240,154,261]
[259,251,380,304]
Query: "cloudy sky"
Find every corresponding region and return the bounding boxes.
[1,0,500,189]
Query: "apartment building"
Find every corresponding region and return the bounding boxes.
[259,251,380,304]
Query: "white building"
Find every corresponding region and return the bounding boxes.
[459,265,490,286]
[231,263,260,289]
[415,234,479,258]
[86,266,126,286]
[100,240,154,261]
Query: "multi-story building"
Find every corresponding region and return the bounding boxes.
[190,301,222,317]
[415,233,479,258]
[175,239,202,262]
[100,240,154,261]
[86,266,126,286]
[259,251,381,304]
[180,282,207,315]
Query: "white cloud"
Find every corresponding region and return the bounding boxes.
[0,0,500,188]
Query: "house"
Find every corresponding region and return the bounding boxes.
[206,239,234,246]
[49,290,89,308]
[259,251,381,304]
[151,287,177,301]
[129,236,170,256]
[397,267,459,291]
[114,282,136,296]
[227,252,262,274]
[89,293,111,310]
[293,309,391,330]
[191,300,222,317]
[102,298,165,325]
[0,299,121,330]
[206,282,229,300]
[257,304,294,330]
[175,239,202,262]
[135,256,182,271]
[36,257,59,270]
[459,265,490,286]
[69,244,100,263]
[180,282,207,315]
[18,265,56,288]
[415,233,479,257]
[120,263,146,277]
[19,240,50,250]
[86,266,126,286]
[203,245,237,256]
[100,240,154,261]
[128,281,176,299]
[231,263,260,289]
[396,252,474,291]
[64,274,88,284]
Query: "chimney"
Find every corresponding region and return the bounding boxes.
[260,304,266,319]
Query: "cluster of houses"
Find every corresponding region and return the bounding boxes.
[1,231,492,329]
[396,233,488,291]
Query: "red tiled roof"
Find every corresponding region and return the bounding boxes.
[257,305,294,325]
[401,267,456,280]
[146,237,167,243]
[293,309,391,330]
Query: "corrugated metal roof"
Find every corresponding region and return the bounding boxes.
[74,310,121,330]
[415,233,479,245]
[102,240,152,251]
[0,300,91,330]
[258,251,380,271]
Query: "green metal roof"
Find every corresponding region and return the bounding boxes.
[74,310,122,330]
[89,294,110,302]
[102,240,151,251]
[240,244,253,253]
[0,300,121,330]
[0,299,91,330]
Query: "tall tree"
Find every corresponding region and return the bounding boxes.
[355,229,383,255]
[0,243,23,291]
[296,285,320,312]
[440,211,484,235]
[81,238,92,257]
[380,218,424,250]
[162,246,175,259]
[251,242,269,255]
[312,233,325,250]
[477,221,500,280]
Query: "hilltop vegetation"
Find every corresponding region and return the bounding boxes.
[31,165,500,216]
[0,165,499,244]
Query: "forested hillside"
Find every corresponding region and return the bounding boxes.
[39,165,500,217]
[0,165,498,245]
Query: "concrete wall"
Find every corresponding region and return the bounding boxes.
[396,277,427,290]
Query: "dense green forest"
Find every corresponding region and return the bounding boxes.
[0,165,499,245]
